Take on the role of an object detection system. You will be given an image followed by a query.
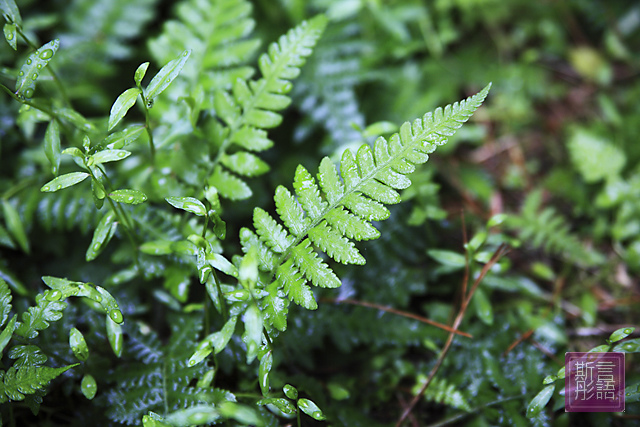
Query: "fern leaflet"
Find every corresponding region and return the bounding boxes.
[209,15,328,200]
[0,364,78,403]
[240,84,491,330]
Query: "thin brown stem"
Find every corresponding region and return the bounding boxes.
[395,244,508,427]
[322,298,472,338]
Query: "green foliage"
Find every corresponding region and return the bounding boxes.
[1,0,639,425]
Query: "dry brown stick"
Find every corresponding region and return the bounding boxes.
[395,243,508,427]
[323,298,472,338]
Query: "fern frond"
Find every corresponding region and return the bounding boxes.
[0,364,77,403]
[14,291,67,340]
[414,375,472,412]
[148,0,259,95]
[242,84,491,330]
[208,15,327,201]
[505,189,604,267]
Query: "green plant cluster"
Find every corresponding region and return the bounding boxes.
[0,0,639,426]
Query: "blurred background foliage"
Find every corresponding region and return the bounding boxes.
[1,0,639,425]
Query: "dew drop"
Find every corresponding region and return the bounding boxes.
[46,290,62,301]
[26,58,32,65]
[6,33,13,41]
[117,152,126,158]
[94,295,102,302]
[183,51,189,57]
[42,186,50,191]
[93,243,101,250]
[31,73,38,80]
[36,64,42,69]
[128,196,134,201]
[109,309,124,323]
[39,49,54,60]
[18,71,24,76]
[56,184,62,190]
[23,87,34,98]
[189,360,195,366]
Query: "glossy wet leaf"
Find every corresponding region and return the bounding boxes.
[91,149,131,165]
[86,212,117,261]
[256,398,296,415]
[134,62,149,87]
[473,287,493,325]
[526,384,554,417]
[144,50,191,107]
[106,315,123,357]
[69,327,89,361]
[15,39,59,100]
[298,398,326,421]
[242,304,262,363]
[108,189,147,204]
[3,23,16,50]
[104,125,145,149]
[427,249,466,268]
[608,327,635,344]
[108,87,141,131]
[206,252,238,277]
[613,338,640,353]
[165,196,206,216]
[218,402,264,426]
[44,120,61,175]
[283,384,297,400]
[259,350,272,396]
[2,199,29,254]
[81,374,97,400]
[41,172,90,192]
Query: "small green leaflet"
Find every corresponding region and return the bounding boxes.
[298,398,326,421]
[165,196,206,216]
[86,212,117,261]
[41,172,89,192]
[109,189,147,204]
[144,50,191,107]
[44,120,61,175]
[108,88,141,131]
[106,315,123,357]
[134,62,149,87]
[81,374,97,400]
[3,23,16,50]
[527,384,555,417]
[91,149,131,165]
[15,39,59,100]
[69,327,89,361]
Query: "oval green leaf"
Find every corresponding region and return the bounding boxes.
[144,50,191,107]
[526,384,555,417]
[608,327,635,344]
[259,350,272,396]
[86,212,117,261]
[298,398,326,421]
[41,172,90,192]
[106,315,123,357]
[109,189,147,204]
[44,120,61,176]
[81,374,97,399]
[427,249,466,268]
[69,327,89,361]
[134,62,149,87]
[283,384,298,400]
[15,39,59,100]
[91,149,131,165]
[4,23,16,50]
[473,287,493,326]
[108,87,141,131]
[165,196,206,216]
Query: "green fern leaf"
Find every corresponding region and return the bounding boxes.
[0,278,12,327]
[243,84,490,330]
[210,15,328,200]
[0,364,77,403]
[14,291,67,339]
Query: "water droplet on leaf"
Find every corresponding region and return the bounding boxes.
[46,290,62,301]
[24,88,34,98]
[26,58,32,65]
[31,73,38,80]
[109,309,124,323]
[39,49,54,59]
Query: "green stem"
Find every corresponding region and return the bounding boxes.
[16,26,70,106]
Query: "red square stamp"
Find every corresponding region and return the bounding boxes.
[565,352,625,412]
